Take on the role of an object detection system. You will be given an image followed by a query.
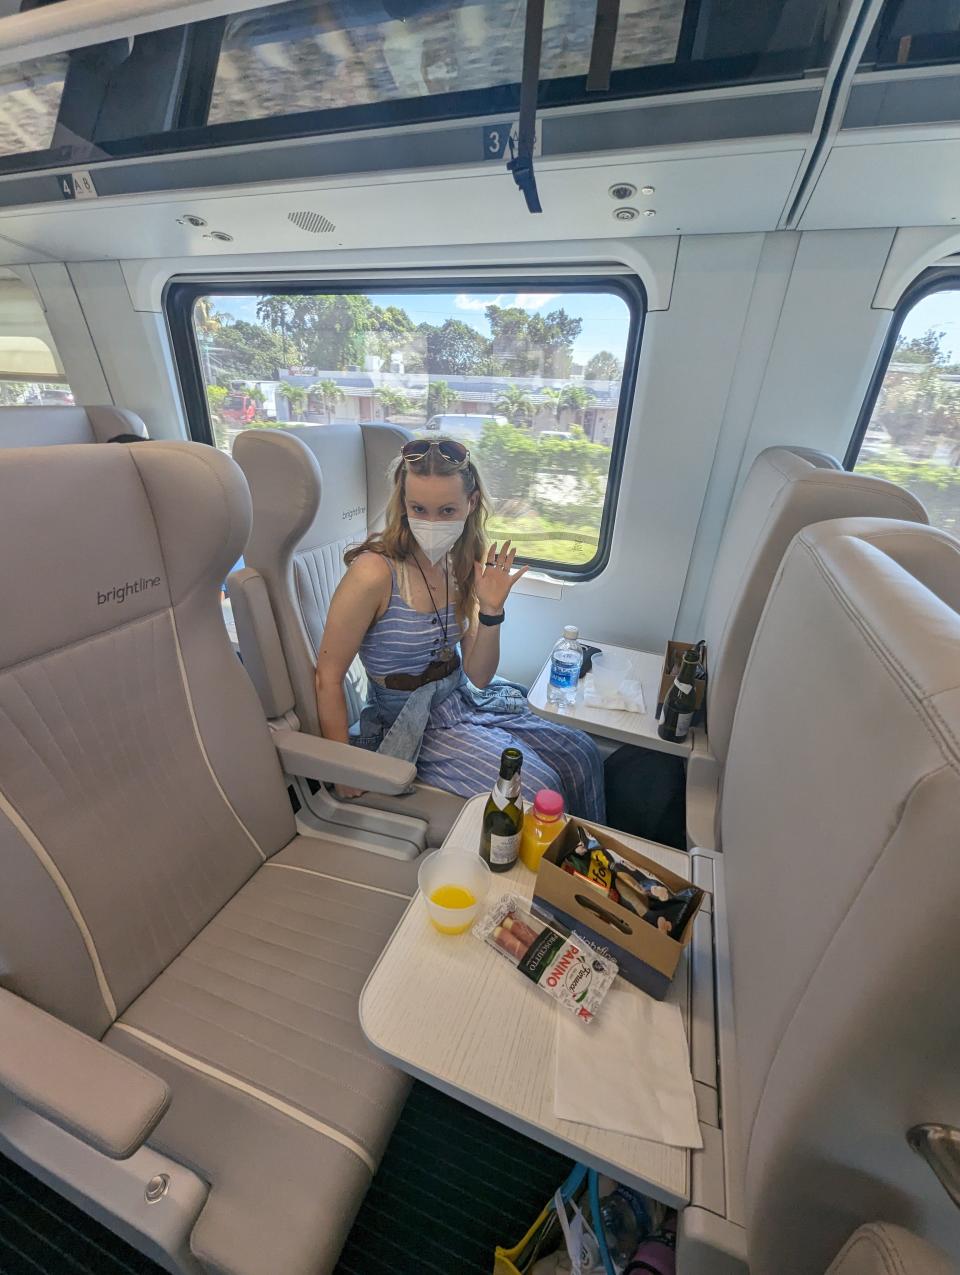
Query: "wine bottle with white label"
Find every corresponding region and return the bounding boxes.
[658,648,699,743]
[480,748,524,872]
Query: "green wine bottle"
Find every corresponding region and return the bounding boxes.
[480,748,524,872]
[658,648,699,743]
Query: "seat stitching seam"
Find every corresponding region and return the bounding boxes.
[261,861,413,901]
[189,932,366,997]
[257,874,407,912]
[152,969,395,1076]
[745,763,951,1165]
[161,957,376,1040]
[254,881,405,921]
[226,901,388,952]
[166,609,268,862]
[172,949,361,1029]
[212,919,373,977]
[0,609,167,676]
[126,990,396,1103]
[112,1023,375,1172]
[0,786,117,1019]
[799,540,960,767]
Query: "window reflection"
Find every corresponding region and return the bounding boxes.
[0,55,68,159]
[208,0,685,125]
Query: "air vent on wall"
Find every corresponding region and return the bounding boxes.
[288,210,336,234]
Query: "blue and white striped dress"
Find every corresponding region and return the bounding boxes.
[358,561,606,822]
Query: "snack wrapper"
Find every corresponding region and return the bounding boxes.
[473,894,618,1024]
[566,829,700,938]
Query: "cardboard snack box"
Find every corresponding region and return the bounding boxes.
[531,819,705,1001]
[656,639,708,724]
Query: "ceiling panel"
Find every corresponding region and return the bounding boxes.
[0,146,804,264]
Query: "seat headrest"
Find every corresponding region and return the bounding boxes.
[233,422,410,558]
[703,445,929,764]
[796,516,960,706]
[234,426,358,556]
[0,405,148,450]
[0,441,249,671]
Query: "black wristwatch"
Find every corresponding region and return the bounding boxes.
[478,611,505,626]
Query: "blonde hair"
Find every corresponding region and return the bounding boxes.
[344,440,491,627]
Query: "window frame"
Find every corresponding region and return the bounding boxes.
[844,265,960,470]
[165,273,645,581]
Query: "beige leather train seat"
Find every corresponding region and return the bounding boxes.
[231,423,464,851]
[686,446,928,847]
[825,1224,956,1275]
[689,515,960,1272]
[0,440,420,1275]
[0,403,148,447]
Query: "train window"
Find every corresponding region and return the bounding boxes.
[849,279,960,536]
[208,0,687,126]
[0,271,73,407]
[171,280,643,578]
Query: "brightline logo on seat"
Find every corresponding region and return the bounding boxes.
[97,576,161,605]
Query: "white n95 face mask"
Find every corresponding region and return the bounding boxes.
[407,518,465,565]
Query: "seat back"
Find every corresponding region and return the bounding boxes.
[721,517,960,1273]
[0,442,293,1040]
[702,447,928,763]
[233,423,409,733]
[0,405,148,449]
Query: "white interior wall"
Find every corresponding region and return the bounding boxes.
[21,263,112,403]
[64,261,187,439]
[674,227,898,638]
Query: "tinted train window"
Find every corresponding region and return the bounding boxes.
[174,281,642,577]
[851,286,960,536]
[0,271,73,407]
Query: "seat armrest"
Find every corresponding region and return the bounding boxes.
[273,728,417,794]
[228,567,296,719]
[0,989,170,1159]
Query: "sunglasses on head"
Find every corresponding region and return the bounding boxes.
[400,438,470,468]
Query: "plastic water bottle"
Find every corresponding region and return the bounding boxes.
[547,625,583,707]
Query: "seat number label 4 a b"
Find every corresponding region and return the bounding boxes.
[58,171,98,200]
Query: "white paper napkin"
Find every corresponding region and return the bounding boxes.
[554,983,702,1149]
[581,672,646,714]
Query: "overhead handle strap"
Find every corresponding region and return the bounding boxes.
[586,0,620,92]
[507,0,545,214]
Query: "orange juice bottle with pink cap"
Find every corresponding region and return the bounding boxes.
[519,789,567,872]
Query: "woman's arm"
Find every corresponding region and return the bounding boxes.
[316,554,391,797]
[461,540,529,689]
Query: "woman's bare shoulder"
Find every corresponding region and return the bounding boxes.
[345,550,394,592]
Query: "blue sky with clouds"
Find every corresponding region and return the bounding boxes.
[899,290,960,361]
[211,289,632,366]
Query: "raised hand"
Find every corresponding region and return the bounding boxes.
[473,540,529,615]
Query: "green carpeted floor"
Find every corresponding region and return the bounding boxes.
[0,1082,573,1275]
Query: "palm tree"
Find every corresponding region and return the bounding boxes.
[425,379,457,420]
[309,379,343,423]
[257,295,294,368]
[278,381,308,421]
[558,385,592,426]
[539,386,562,423]
[377,387,412,420]
[495,384,535,428]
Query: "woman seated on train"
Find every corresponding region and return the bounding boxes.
[315,437,605,821]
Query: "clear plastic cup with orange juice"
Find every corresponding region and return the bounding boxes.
[417,849,491,934]
[519,789,566,872]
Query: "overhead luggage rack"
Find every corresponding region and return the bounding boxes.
[0,0,844,201]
